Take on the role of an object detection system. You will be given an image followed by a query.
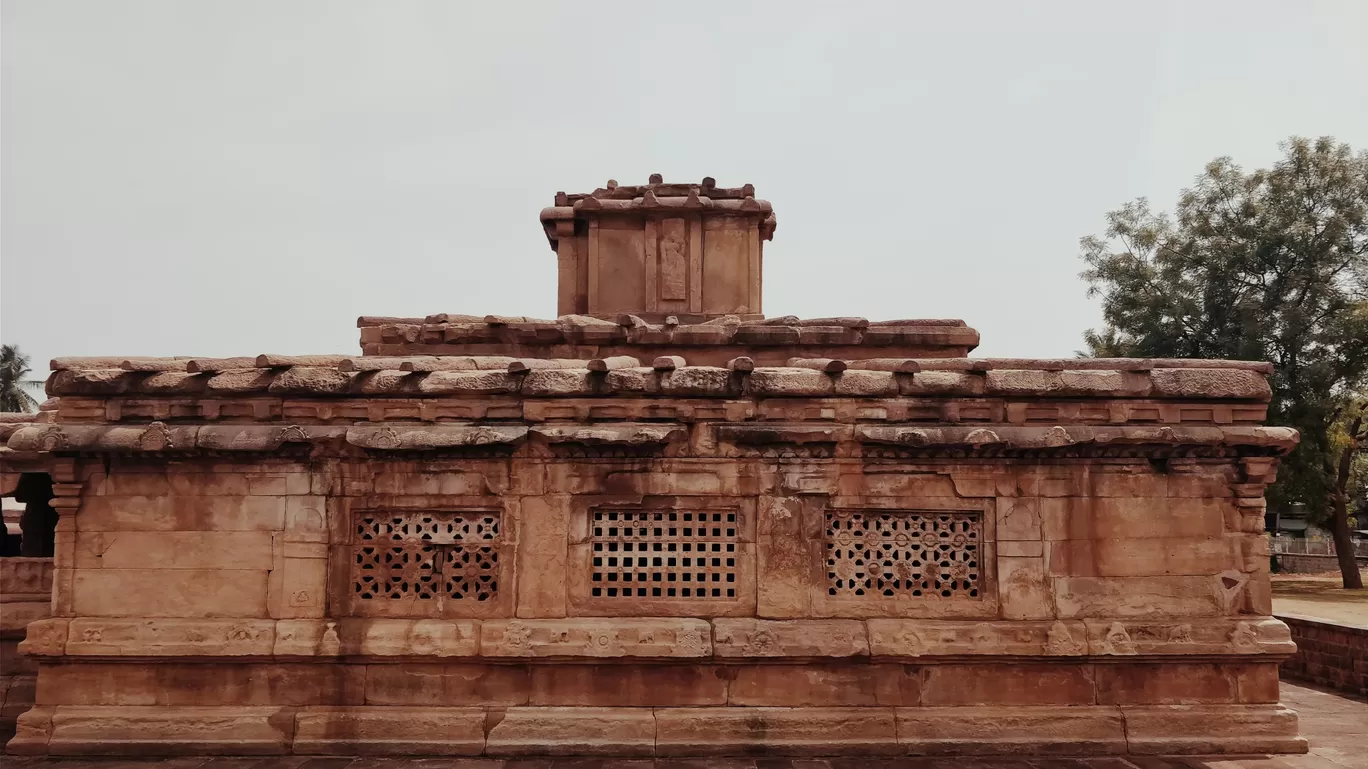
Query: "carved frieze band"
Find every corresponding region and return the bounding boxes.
[20,617,1296,660]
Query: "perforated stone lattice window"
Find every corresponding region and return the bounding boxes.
[826,510,981,598]
[353,511,500,602]
[591,510,738,599]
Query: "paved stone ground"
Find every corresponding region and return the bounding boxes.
[5,682,1364,769]
[1272,575,1368,627]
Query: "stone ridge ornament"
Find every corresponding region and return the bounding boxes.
[0,177,1305,756]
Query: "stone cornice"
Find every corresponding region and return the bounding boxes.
[44,358,1273,401]
[1,422,1298,458]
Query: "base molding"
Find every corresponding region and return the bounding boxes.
[7,703,1307,756]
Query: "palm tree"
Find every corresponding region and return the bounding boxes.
[1,344,41,412]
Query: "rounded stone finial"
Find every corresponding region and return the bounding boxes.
[606,179,618,189]
[649,173,663,184]
[702,176,716,189]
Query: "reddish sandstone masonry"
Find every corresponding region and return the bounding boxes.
[0,178,1310,757]
[1278,615,1368,698]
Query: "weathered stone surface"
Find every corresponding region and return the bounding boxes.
[485,707,656,756]
[272,619,479,657]
[529,664,728,706]
[363,664,528,705]
[70,569,269,618]
[1150,367,1273,400]
[44,705,294,755]
[1122,703,1307,754]
[867,620,1086,657]
[728,663,919,706]
[64,619,275,656]
[896,706,1127,755]
[712,618,868,657]
[293,706,486,755]
[654,707,901,756]
[2,176,1299,758]
[922,663,1097,706]
[480,619,712,658]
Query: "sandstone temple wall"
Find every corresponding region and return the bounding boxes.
[4,433,1303,755]
[0,177,1312,757]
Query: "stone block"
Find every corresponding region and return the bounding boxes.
[1169,467,1238,498]
[867,619,1084,657]
[999,556,1055,620]
[44,705,294,755]
[895,706,1127,755]
[515,494,570,618]
[3,673,38,722]
[372,470,492,496]
[38,663,365,707]
[71,569,269,617]
[17,619,68,657]
[1087,470,1168,498]
[73,531,275,571]
[1040,497,1226,541]
[364,663,529,705]
[1083,617,1294,657]
[529,664,728,706]
[728,663,918,706]
[293,706,486,755]
[755,535,816,619]
[1054,576,1222,618]
[1049,537,1240,577]
[713,618,868,657]
[996,497,1042,541]
[1149,368,1272,400]
[480,618,712,658]
[850,472,959,498]
[38,665,158,706]
[5,705,54,755]
[162,664,363,707]
[484,706,656,756]
[1096,662,1239,705]
[1236,662,1281,703]
[273,619,479,657]
[921,663,1096,706]
[245,473,312,496]
[0,601,51,635]
[65,618,275,656]
[654,706,901,756]
[999,540,1044,557]
[75,495,287,532]
[1121,703,1306,754]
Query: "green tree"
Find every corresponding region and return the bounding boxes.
[0,344,41,413]
[1079,137,1368,589]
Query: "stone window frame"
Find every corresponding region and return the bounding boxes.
[567,494,758,617]
[811,496,998,619]
[333,497,515,620]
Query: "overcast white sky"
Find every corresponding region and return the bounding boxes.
[3,1,1367,374]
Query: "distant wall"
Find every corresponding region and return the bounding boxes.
[1275,553,1368,575]
[1278,614,1368,698]
[0,557,52,741]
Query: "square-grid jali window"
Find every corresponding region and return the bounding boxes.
[590,509,738,599]
[825,510,982,598]
[353,511,501,603]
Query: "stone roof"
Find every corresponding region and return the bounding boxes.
[356,313,982,360]
[42,355,1274,400]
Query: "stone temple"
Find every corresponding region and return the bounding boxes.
[0,177,1305,756]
